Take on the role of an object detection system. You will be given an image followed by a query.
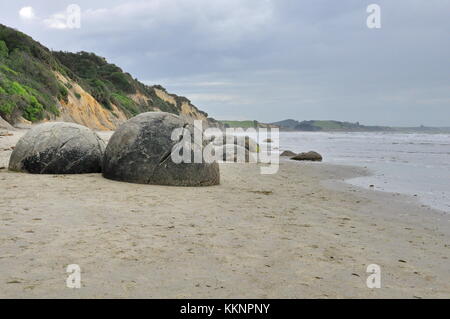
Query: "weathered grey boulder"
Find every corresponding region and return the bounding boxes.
[216,144,257,163]
[291,151,323,162]
[280,150,296,157]
[102,112,220,186]
[9,122,105,174]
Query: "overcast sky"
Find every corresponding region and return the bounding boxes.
[1,0,449,126]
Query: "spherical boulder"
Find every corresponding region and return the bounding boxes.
[9,122,105,174]
[102,112,220,186]
[290,151,323,162]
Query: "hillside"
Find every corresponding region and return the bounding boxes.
[271,119,450,133]
[219,120,277,129]
[219,119,380,131]
[270,119,382,131]
[0,24,220,130]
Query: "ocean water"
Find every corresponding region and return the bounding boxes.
[277,131,450,213]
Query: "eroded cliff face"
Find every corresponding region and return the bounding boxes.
[54,72,128,131]
[153,87,208,123]
[128,92,151,107]
[52,75,211,131]
[0,24,217,131]
[152,88,223,129]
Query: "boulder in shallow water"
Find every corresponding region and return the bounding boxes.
[290,151,323,162]
[102,112,220,186]
[280,150,296,157]
[8,122,105,174]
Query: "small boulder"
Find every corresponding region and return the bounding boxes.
[264,138,273,143]
[8,122,105,174]
[280,150,296,157]
[291,151,323,162]
[102,112,220,186]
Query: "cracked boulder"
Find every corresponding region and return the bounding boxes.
[8,122,105,174]
[102,112,220,186]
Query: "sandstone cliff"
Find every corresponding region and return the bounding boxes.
[0,24,220,131]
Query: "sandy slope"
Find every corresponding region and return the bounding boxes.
[0,130,449,298]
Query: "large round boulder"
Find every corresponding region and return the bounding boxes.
[102,112,220,186]
[9,122,105,174]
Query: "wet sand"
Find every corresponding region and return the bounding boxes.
[0,129,449,298]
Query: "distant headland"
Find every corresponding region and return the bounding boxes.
[220,119,450,133]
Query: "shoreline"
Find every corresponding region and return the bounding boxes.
[323,161,449,215]
[0,130,449,298]
[277,130,450,214]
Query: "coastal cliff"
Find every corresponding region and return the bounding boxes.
[0,24,220,130]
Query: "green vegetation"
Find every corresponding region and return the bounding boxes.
[111,93,139,115]
[0,23,202,125]
[0,76,45,121]
[271,119,392,132]
[0,100,14,115]
[52,50,201,118]
[309,120,359,130]
[52,51,138,112]
[108,72,134,93]
[146,89,179,114]
[0,25,63,122]
[0,40,8,57]
[58,83,69,103]
[0,64,17,75]
[219,120,259,128]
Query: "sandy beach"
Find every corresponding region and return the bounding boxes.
[0,129,449,298]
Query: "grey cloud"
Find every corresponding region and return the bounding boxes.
[3,0,450,126]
